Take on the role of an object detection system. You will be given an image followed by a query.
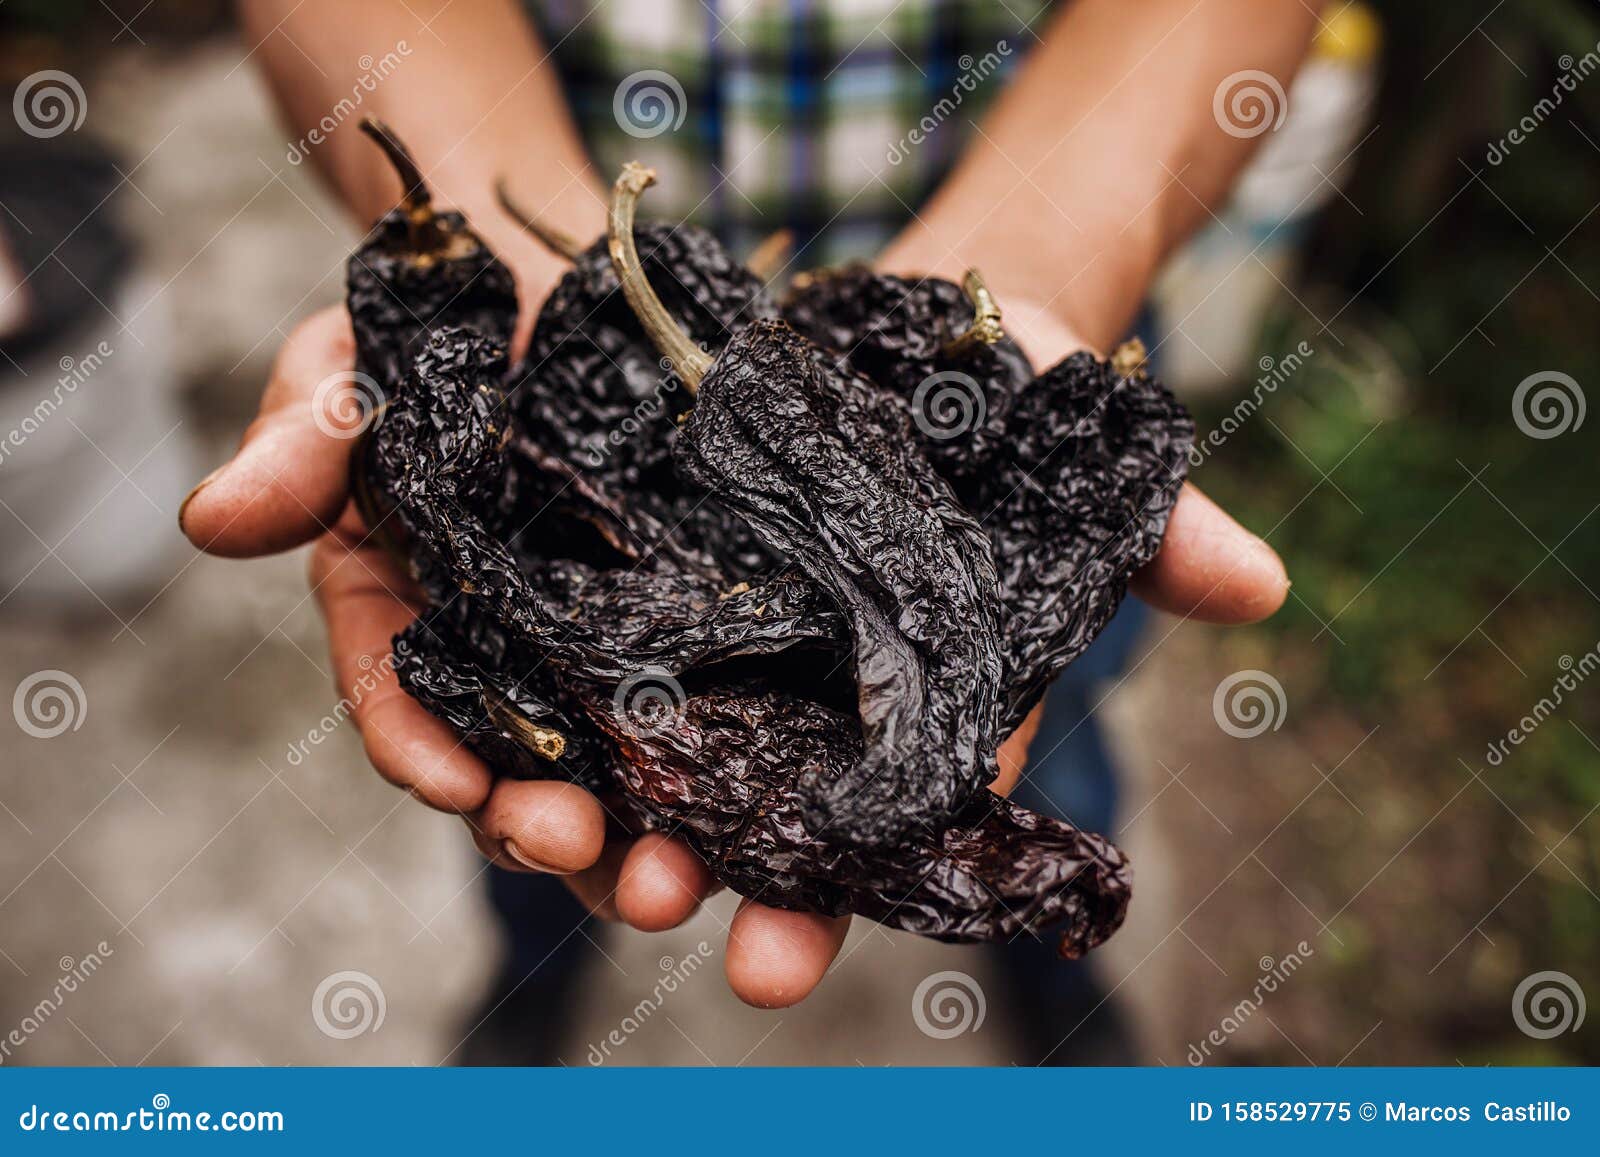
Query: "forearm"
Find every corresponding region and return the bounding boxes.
[879,0,1319,350]
[240,0,604,287]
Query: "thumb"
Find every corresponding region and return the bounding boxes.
[179,306,369,558]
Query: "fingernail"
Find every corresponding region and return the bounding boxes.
[177,464,227,532]
[502,840,574,875]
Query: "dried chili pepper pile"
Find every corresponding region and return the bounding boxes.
[347,120,1192,958]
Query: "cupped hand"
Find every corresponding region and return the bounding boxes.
[179,304,848,1011]
[180,293,1286,1012]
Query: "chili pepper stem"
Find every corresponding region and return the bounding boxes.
[942,268,1006,357]
[494,178,586,262]
[359,117,446,252]
[1111,337,1150,379]
[746,228,795,284]
[486,692,568,761]
[607,162,713,392]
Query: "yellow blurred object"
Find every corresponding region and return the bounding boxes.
[1315,1,1382,62]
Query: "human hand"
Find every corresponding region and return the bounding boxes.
[179,302,857,1011]
[179,286,1286,1013]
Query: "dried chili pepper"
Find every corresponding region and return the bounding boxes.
[785,265,1192,728]
[345,119,519,557]
[347,119,517,392]
[782,265,1033,479]
[344,151,1195,961]
[975,339,1192,729]
[587,683,1128,958]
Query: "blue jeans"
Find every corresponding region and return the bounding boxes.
[1011,600,1148,838]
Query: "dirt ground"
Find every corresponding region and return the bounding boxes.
[2,41,1556,1068]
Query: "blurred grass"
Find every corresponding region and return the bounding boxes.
[1198,0,1600,1062]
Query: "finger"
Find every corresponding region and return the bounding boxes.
[725,900,851,1009]
[1131,483,1289,624]
[992,703,1044,797]
[616,834,716,932]
[563,840,632,921]
[311,518,493,814]
[472,777,608,875]
[180,306,362,558]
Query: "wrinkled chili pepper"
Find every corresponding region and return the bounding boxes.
[974,339,1191,729]
[588,683,1129,958]
[782,265,1034,479]
[348,119,517,392]
[365,323,1130,954]
[782,264,1191,729]
[345,118,520,565]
